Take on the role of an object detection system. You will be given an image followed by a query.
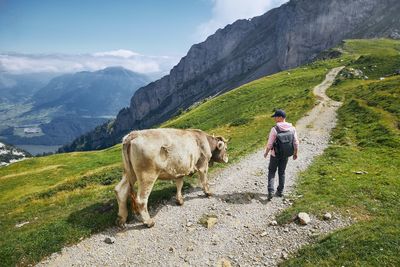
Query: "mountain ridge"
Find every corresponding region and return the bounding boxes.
[31,66,150,116]
[62,0,400,152]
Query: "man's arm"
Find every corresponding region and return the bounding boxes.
[264,128,276,158]
[293,147,298,160]
[264,147,271,158]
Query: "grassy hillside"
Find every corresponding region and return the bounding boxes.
[0,58,344,267]
[0,39,398,266]
[278,39,400,266]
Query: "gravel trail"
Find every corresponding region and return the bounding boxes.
[38,67,348,267]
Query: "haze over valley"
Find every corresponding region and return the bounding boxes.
[0,67,151,154]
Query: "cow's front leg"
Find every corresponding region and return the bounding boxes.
[175,177,184,205]
[114,174,130,228]
[199,170,212,197]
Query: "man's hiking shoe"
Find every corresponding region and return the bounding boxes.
[267,193,273,201]
[275,191,284,197]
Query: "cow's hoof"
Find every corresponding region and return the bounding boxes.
[115,217,126,229]
[176,198,184,206]
[205,191,213,198]
[144,219,155,228]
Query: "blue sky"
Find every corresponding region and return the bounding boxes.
[0,0,287,75]
[0,0,212,55]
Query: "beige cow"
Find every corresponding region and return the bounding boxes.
[115,128,229,228]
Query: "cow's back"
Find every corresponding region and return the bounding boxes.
[126,128,209,178]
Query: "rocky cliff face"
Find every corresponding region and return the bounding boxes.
[62,0,400,152]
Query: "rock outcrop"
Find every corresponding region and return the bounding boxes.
[62,0,400,152]
[0,142,30,166]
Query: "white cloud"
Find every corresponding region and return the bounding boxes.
[0,50,180,77]
[0,1,289,76]
[195,0,288,42]
[92,49,140,58]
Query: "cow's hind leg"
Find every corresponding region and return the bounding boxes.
[136,172,157,228]
[176,177,184,205]
[114,173,130,228]
[199,169,212,197]
[126,170,139,216]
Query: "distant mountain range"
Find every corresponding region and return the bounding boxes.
[61,0,400,152]
[0,72,57,104]
[0,67,150,150]
[31,66,150,117]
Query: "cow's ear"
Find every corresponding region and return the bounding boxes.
[217,141,224,150]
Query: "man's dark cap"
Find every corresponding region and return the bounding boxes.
[271,109,286,118]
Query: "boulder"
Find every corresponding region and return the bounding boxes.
[217,258,232,267]
[260,231,268,237]
[104,236,115,244]
[15,221,30,228]
[297,212,311,225]
[207,217,218,228]
[269,220,278,226]
[323,212,332,220]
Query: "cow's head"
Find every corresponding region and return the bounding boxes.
[211,136,229,164]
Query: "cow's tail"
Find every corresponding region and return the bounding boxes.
[122,133,140,214]
[122,132,139,181]
[122,142,134,180]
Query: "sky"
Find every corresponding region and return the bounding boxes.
[0,0,288,75]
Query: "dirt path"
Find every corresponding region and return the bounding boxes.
[38,67,347,267]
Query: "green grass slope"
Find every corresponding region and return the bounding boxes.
[278,39,400,266]
[0,39,398,266]
[0,58,343,267]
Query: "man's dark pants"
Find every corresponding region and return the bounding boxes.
[267,155,289,194]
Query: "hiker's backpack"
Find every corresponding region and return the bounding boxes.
[273,126,295,158]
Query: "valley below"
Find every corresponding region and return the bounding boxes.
[0,67,150,151]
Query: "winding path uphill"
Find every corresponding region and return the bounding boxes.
[39,67,347,267]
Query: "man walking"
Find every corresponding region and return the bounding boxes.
[264,109,299,200]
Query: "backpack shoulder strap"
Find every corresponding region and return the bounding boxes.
[274,125,281,133]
